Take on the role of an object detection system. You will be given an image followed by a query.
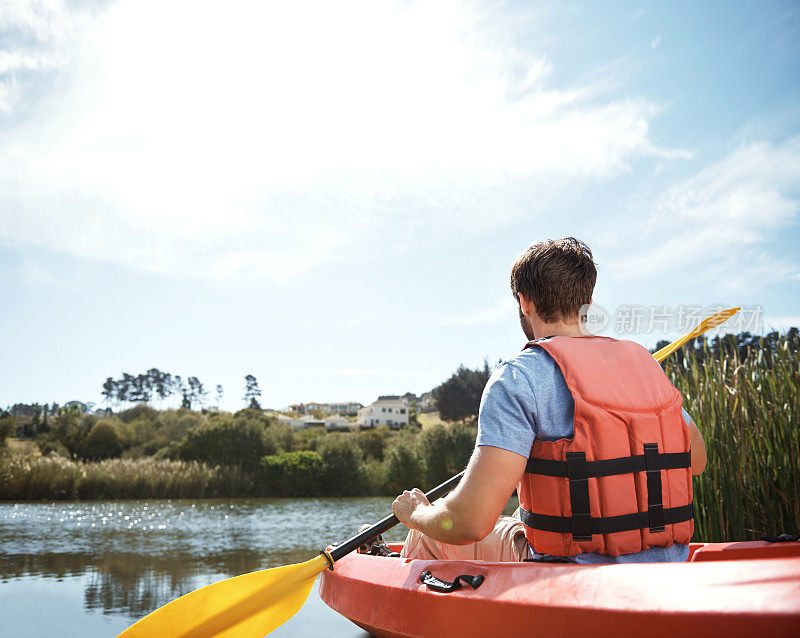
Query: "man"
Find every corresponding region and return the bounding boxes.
[392,237,706,563]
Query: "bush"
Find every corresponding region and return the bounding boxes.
[175,414,274,470]
[447,423,476,472]
[364,459,387,495]
[259,451,324,496]
[318,435,365,496]
[357,430,386,461]
[36,436,69,457]
[418,425,451,489]
[80,420,124,460]
[118,404,159,423]
[385,440,425,494]
[49,407,92,459]
[265,423,296,453]
[0,412,15,447]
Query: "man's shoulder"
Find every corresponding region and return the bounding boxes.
[497,344,559,376]
[483,346,563,400]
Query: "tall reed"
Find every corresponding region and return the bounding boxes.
[666,334,800,541]
[0,456,253,500]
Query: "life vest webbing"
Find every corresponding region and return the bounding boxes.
[519,502,694,536]
[525,442,691,541]
[566,451,591,541]
[644,443,665,532]
[525,451,691,478]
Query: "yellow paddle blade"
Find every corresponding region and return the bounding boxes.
[652,306,740,363]
[117,554,328,638]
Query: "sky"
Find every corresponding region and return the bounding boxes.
[1,0,799,412]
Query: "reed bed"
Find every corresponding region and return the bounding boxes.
[666,334,800,542]
[0,456,253,500]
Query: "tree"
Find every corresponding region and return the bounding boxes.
[172,376,183,408]
[357,430,386,461]
[81,420,124,460]
[47,406,91,459]
[435,368,472,422]
[434,361,491,422]
[175,413,273,470]
[188,377,207,408]
[318,436,365,496]
[41,403,50,432]
[157,371,173,405]
[215,385,224,409]
[117,373,133,405]
[418,425,452,488]
[0,410,16,447]
[243,374,262,410]
[181,385,192,409]
[28,403,42,437]
[102,377,116,407]
[385,441,425,494]
[259,451,323,496]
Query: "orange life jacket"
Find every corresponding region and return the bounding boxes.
[517,335,693,557]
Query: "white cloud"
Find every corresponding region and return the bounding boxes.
[651,36,661,50]
[0,0,688,284]
[605,136,800,291]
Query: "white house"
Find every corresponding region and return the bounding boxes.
[357,396,410,430]
[324,415,354,431]
[419,392,436,412]
[278,414,326,430]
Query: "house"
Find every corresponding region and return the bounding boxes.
[288,402,363,416]
[419,392,436,412]
[278,414,326,430]
[357,397,410,430]
[324,415,354,431]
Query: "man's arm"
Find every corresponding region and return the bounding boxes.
[686,415,706,475]
[392,444,527,545]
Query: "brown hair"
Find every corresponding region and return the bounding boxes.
[510,237,597,323]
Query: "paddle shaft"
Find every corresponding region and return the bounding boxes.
[329,470,466,561]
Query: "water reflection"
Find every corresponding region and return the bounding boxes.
[0,498,406,634]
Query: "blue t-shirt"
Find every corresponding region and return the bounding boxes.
[477,345,691,564]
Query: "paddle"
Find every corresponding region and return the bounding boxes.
[652,306,740,363]
[118,305,740,638]
[117,471,465,638]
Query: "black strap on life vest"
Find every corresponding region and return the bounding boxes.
[644,443,665,532]
[524,443,691,541]
[519,502,694,535]
[566,451,591,541]
[525,451,691,478]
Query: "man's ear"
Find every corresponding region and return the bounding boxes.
[517,293,533,317]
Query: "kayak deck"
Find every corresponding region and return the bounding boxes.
[319,541,800,638]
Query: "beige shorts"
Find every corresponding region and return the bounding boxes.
[399,515,528,562]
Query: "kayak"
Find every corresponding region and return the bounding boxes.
[319,541,800,637]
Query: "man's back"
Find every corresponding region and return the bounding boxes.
[392,238,705,564]
[476,343,691,563]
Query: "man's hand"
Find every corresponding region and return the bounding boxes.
[392,488,431,527]
[391,446,527,545]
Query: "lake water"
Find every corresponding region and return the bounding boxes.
[0,497,411,637]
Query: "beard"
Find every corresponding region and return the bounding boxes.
[519,306,536,341]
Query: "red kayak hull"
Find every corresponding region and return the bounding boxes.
[319,542,800,638]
